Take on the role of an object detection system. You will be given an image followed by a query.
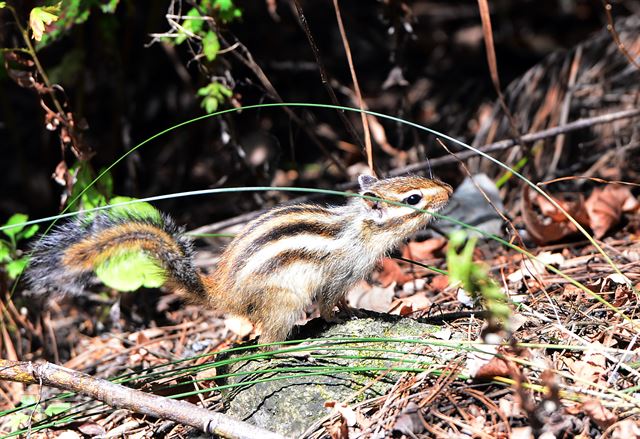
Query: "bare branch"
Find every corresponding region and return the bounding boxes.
[0,359,284,439]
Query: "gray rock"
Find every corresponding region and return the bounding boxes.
[220,313,459,437]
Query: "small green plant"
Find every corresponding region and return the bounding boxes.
[163,0,242,114]
[69,163,114,211]
[0,214,39,279]
[6,395,71,431]
[447,230,511,328]
[197,81,233,113]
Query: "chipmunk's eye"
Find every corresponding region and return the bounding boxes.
[363,192,377,199]
[403,194,422,205]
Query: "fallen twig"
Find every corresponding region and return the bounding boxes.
[0,359,284,439]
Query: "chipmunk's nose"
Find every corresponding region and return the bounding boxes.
[438,180,453,196]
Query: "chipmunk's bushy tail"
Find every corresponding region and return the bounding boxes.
[26,212,208,300]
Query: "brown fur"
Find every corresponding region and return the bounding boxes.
[62,223,184,270]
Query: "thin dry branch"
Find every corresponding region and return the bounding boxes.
[290,0,364,150]
[0,359,284,439]
[332,0,374,174]
[190,107,640,236]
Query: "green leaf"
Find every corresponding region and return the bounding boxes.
[213,0,242,22]
[7,257,29,279]
[176,8,203,45]
[69,163,114,212]
[108,196,161,221]
[99,0,120,14]
[44,402,72,417]
[18,224,39,240]
[95,250,165,292]
[0,3,7,9]
[197,82,232,114]
[202,31,220,61]
[2,214,28,239]
[0,242,10,262]
[29,3,61,42]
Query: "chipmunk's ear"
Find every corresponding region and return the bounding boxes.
[358,174,378,191]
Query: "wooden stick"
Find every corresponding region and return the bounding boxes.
[0,359,284,439]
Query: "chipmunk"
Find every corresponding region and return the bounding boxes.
[26,175,452,344]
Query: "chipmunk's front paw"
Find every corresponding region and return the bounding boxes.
[337,306,369,319]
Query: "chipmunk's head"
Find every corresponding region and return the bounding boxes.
[357,174,452,232]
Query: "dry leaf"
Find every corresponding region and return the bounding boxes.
[402,238,446,260]
[521,186,589,244]
[431,274,449,291]
[580,399,617,430]
[389,292,432,315]
[347,281,395,312]
[507,251,564,283]
[78,423,107,437]
[564,345,608,386]
[474,355,512,379]
[325,401,357,438]
[393,402,425,435]
[377,258,412,287]
[586,185,637,238]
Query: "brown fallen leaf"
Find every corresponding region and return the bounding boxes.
[430,274,449,291]
[376,258,413,287]
[521,185,590,244]
[563,344,608,387]
[325,401,356,439]
[586,185,638,238]
[402,238,447,260]
[393,402,425,435]
[389,292,432,316]
[474,355,512,379]
[575,399,617,430]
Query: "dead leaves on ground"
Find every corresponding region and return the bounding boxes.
[522,184,639,244]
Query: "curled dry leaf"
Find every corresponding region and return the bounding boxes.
[324,402,357,427]
[78,422,107,437]
[4,51,39,90]
[585,185,638,238]
[521,185,589,244]
[473,355,512,380]
[507,251,564,283]
[366,113,402,157]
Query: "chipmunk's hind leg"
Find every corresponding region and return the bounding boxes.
[256,288,306,348]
